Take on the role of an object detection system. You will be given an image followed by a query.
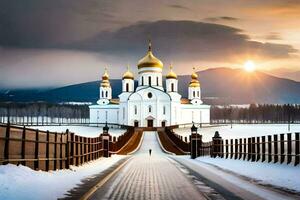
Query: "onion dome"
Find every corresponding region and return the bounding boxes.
[122,66,134,80]
[189,67,200,87]
[166,64,177,79]
[101,68,111,87]
[137,41,163,69]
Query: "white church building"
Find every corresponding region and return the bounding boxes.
[89,42,210,127]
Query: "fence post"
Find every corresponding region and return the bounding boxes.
[261,136,265,162]
[60,133,63,169]
[80,137,83,165]
[21,126,26,166]
[34,129,39,170]
[75,135,79,166]
[247,138,252,161]
[230,139,233,159]
[3,123,11,165]
[243,138,247,160]
[251,137,256,162]
[212,131,222,158]
[239,138,242,159]
[46,130,50,171]
[88,138,91,161]
[295,133,299,166]
[54,132,57,170]
[287,133,292,165]
[280,134,285,164]
[225,140,228,159]
[71,133,75,165]
[65,129,70,169]
[274,135,278,163]
[268,135,272,163]
[234,139,238,159]
[256,136,260,161]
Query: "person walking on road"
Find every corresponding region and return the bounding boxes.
[149,149,152,156]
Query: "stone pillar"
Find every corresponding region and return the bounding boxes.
[212,131,222,158]
[101,123,111,157]
[190,123,202,159]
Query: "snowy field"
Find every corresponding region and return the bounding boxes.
[0,155,126,200]
[26,125,127,137]
[174,124,300,142]
[194,156,300,192]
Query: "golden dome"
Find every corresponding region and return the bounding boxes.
[189,67,200,87]
[101,68,111,87]
[102,68,109,80]
[122,66,134,80]
[166,64,177,79]
[137,41,163,69]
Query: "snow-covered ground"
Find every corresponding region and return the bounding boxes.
[174,124,300,142]
[0,155,126,200]
[26,125,126,137]
[194,156,300,192]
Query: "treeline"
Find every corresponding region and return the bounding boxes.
[0,102,89,125]
[211,104,300,123]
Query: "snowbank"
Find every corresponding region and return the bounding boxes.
[0,155,126,200]
[196,157,300,192]
[174,124,300,142]
[26,125,126,137]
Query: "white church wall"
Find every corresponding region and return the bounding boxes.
[89,105,119,124]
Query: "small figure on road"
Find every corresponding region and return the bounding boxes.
[149,149,152,156]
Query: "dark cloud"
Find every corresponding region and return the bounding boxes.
[70,20,297,61]
[167,4,191,10]
[264,32,282,40]
[204,16,239,22]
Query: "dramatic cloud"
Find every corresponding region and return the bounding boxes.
[204,16,239,22]
[70,20,297,61]
[264,32,282,40]
[167,4,191,11]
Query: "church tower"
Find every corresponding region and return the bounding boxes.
[97,68,112,105]
[122,66,134,93]
[166,64,178,93]
[137,41,164,91]
[188,68,203,104]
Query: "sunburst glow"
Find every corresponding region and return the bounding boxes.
[244,60,256,72]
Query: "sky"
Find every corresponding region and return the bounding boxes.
[0,0,300,88]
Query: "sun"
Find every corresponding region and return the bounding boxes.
[244,60,256,72]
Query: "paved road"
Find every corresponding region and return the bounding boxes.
[90,131,207,200]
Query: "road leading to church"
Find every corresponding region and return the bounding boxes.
[89,131,207,200]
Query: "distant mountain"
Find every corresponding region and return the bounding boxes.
[1,67,300,104]
[263,68,300,82]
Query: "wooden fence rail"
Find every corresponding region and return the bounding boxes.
[0,123,132,171]
[200,132,300,166]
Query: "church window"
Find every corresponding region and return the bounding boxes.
[106,91,108,97]
[193,91,195,97]
[102,91,104,98]
[148,76,152,86]
[142,76,144,86]
[163,106,166,115]
[126,83,129,92]
[156,77,159,85]
[171,83,174,92]
[134,105,137,115]
[148,105,152,113]
[197,91,200,97]
[147,92,152,99]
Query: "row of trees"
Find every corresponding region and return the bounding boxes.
[211,104,300,123]
[0,102,89,125]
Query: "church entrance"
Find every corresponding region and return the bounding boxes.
[161,121,166,127]
[134,121,139,127]
[147,120,153,127]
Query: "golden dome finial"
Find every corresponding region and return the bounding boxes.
[101,67,110,87]
[123,64,134,80]
[166,63,177,79]
[137,40,163,69]
[190,67,200,87]
[148,39,152,52]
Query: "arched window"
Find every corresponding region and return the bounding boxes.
[142,76,144,86]
[106,91,108,97]
[163,106,166,115]
[126,83,129,92]
[134,105,137,115]
[193,91,195,97]
[171,83,174,92]
[197,91,200,97]
[101,91,104,98]
[148,105,152,113]
[156,77,159,85]
[148,76,152,86]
